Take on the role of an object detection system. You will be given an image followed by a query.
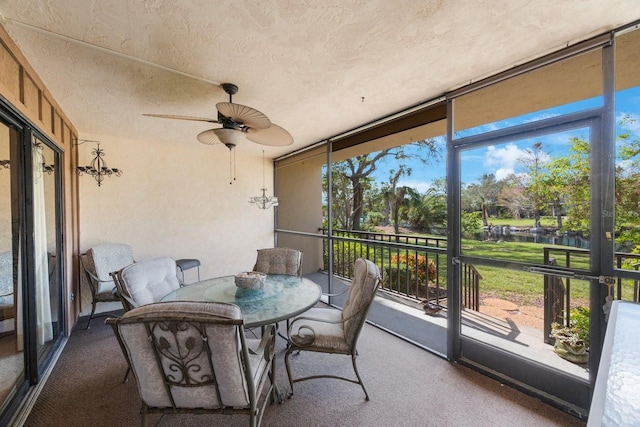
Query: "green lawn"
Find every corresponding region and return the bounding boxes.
[487,216,558,228]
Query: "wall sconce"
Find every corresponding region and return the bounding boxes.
[33,141,55,174]
[249,150,279,210]
[42,163,55,174]
[76,141,122,187]
[0,160,9,169]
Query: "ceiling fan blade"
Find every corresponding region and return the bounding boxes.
[143,113,219,123]
[196,129,221,145]
[216,102,271,129]
[246,124,293,146]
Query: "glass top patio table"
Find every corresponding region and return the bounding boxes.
[161,274,322,328]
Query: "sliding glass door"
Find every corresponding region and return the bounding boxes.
[0,110,64,423]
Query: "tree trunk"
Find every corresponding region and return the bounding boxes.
[554,199,563,229]
[351,180,364,230]
[481,202,488,227]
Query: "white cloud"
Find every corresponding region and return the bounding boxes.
[494,168,513,181]
[484,143,551,180]
[397,179,434,193]
[484,143,523,177]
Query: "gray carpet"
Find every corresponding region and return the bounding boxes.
[24,308,586,427]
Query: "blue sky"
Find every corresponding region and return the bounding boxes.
[370,87,640,192]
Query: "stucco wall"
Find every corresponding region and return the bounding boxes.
[77,132,276,284]
[275,153,324,274]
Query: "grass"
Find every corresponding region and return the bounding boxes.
[487,216,557,228]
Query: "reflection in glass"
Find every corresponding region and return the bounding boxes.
[32,141,53,349]
[31,138,60,363]
[0,122,24,407]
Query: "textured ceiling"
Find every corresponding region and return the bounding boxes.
[1,0,639,157]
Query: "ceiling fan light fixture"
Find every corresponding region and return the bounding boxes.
[198,128,245,147]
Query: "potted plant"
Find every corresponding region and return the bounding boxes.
[550,306,589,364]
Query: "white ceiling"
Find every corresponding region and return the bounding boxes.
[1,1,639,157]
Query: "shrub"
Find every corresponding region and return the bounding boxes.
[391,253,436,282]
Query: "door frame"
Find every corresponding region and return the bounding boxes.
[446,109,611,415]
[0,98,66,424]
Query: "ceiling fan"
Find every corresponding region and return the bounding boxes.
[143,83,293,148]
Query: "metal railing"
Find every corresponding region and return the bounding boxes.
[320,230,640,322]
[542,247,640,342]
[319,228,480,309]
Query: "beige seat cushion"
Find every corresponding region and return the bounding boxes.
[120,257,180,306]
[288,307,349,352]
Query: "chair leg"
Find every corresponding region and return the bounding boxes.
[284,347,295,397]
[85,301,97,329]
[123,365,131,383]
[277,319,290,344]
[351,353,370,401]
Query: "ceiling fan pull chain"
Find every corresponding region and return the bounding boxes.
[228,146,237,184]
[233,147,237,183]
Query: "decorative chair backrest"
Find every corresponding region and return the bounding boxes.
[86,243,134,294]
[341,258,380,346]
[117,257,180,307]
[253,248,303,276]
[110,301,254,409]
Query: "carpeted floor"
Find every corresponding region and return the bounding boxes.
[24,308,586,427]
